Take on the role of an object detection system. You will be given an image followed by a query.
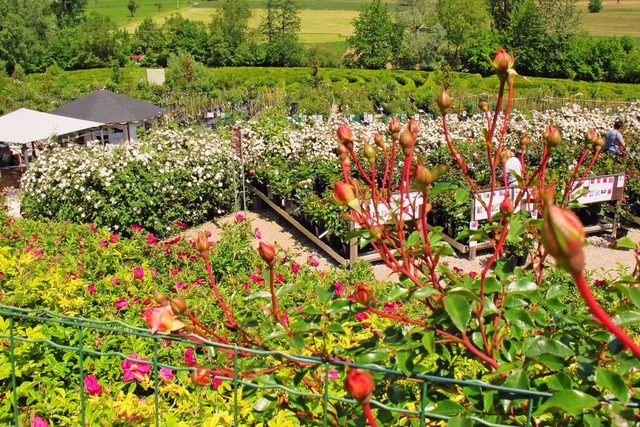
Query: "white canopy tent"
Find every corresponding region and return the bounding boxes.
[0,108,103,168]
[0,108,103,145]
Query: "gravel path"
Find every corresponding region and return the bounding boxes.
[186,208,640,282]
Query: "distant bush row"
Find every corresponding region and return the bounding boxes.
[4,64,640,121]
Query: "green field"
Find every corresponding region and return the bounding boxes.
[90,0,640,44]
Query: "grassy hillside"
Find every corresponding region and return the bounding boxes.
[91,0,640,45]
[577,0,640,44]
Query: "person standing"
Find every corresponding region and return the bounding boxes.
[500,149,522,186]
[603,119,626,155]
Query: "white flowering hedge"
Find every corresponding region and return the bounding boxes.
[20,102,640,239]
[21,129,240,237]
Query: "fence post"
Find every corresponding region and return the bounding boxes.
[9,316,18,426]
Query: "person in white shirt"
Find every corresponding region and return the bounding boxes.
[500,149,522,186]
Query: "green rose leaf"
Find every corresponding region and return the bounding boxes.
[595,367,628,403]
[612,310,640,327]
[534,390,599,416]
[504,308,536,330]
[443,294,471,332]
[615,236,636,249]
[522,336,574,358]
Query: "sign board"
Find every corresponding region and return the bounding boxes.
[472,173,625,223]
[357,191,424,228]
[472,188,510,221]
[146,69,165,85]
[573,174,625,204]
[230,127,242,159]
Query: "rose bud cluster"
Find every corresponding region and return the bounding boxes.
[584,129,604,151]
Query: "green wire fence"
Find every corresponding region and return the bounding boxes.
[0,304,629,426]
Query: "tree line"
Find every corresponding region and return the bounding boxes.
[0,0,639,84]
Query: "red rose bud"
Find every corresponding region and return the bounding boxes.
[437,85,452,115]
[594,136,604,151]
[491,49,514,80]
[333,182,361,212]
[542,204,585,275]
[196,232,210,260]
[389,117,401,140]
[170,297,188,315]
[478,99,489,112]
[543,125,562,149]
[584,129,597,149]
[373,133,384,148]
[500,196,513,216]
[399,129,416,149]
[519,132,531,150]
[153,290,167,305]
[337,125,353,145]
[408,118,419,136]
[362,142,376,165]
[413,164,433,190]
[191,367,210,387]
[354,283,374,306]
[345,368,375,404]
[258,242,276,266]
[369,225,382,240]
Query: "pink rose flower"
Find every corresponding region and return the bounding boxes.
[254,227,262,239]
[84,374,103,396]
[114,297,128,309]
[121,353,151,383]
[30,415,48,427]
[141,305,185,334]
[147,234,158,246]
[235,214,245,222]
[159,367,174,380]
[131,225,144,232]
[111,277,119,285]
[334,281,345,296]
[134,267,144,280]
[184,348,197,366]
[87,284,96,294]
[291,263,300,274]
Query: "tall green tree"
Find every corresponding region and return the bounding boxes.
[133,17,169,66]
[164,15,209,65]
[262,0,301,42]
[261,0,304,67]
[436,0,492,67]
[208,0,252,66]
[74,13,129,69]
[345,0,405,69]
[50,0,88,27]
[0,0,54,73]
[127,0,139,17]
